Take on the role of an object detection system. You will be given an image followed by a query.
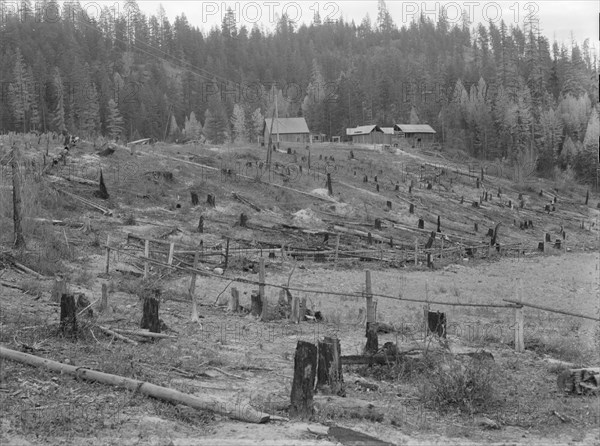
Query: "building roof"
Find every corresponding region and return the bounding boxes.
[264,118,310,135]
[395,124,436,134]
[346,125,383,136]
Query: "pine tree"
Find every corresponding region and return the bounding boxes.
[203,95,229,144]
[409,106,420,124]
[231,104,247,144]
[183,111,202,141]
[8,48,33,132]
[81,83,100,137]
[50,67,66,133]
[249,108,264,143]
[106,99,124,139]
[583,107,599,149]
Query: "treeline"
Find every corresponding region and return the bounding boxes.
[0,0,597,181]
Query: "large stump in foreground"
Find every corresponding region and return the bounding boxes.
[317,337,345,396]
[141,289,161,333]
[59,294,78,337]
[290,341,318,420]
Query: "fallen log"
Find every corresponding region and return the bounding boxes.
[111,328,176,339]
[97,326,139,345]
[232,192,262,212]
[341,349,422,365]
[55,188,113,216]
[0,345,270,423]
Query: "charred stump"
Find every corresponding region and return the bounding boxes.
[424,231,436,249]
[317,337,345,396]
[59,294,78,337]
[251,290,262,316]
[374,219,381,230]
[141,290,161,333]
[240,213,248,227]
[418,218,424,229]
[437,215,441,233]
[207,194,216,207]
[190,191,199,206]
[290,341,318,420]
[386,201,392,210]
[427,311,446,338]
[364,322,378,355]
[197,216,204,233]
[96,170,109,199]
[326,173,333,196]
[409,203,415,214]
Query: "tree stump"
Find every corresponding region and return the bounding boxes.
[326,173,333,196]
[474,222,478,232]
[427,311,446,338]
[141,290,161,333]
[585,190,589,205]
[190,191,199,206]
[424,231,436,249]
[97,170,109,199]
[59,294,78,337]
[364,322,378,355]
[426,253,433,269]
[437,215,441,232]
[374,175,378,183]
[386,201,392,210]
[409,185,412,194]
[363,175,368,183]
[476,178,480,189]
[250,290,262,316]
[376,184,380,192]
[317,337,345,396]
[409,203,414,214]
[418,218,424,229]
[229,287,239,312]
[374,219,381,230]
[207,194,215,207]
[198,216,204,233]
[394,184,399,191]
[99,283,108,313]
[472,201,479,208]
[367,232,373,244]
[289,341,318,420]
[240,213,248,227]
[52,278,67,303]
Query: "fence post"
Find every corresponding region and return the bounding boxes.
[144,239,150,279]
[440,237,444,260]
[365,270,376,324]
[335,234,340,264]
[514,279,525,352]
[190,249,199,322]
[105,235,111,274]
[167,242,175,266]
[259,258,268,321]
[414,238,418,266]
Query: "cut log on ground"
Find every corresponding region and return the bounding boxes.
[314,397,385,424]
[0,345,270,423]
[341,349,423,365]
[97,326,139,345]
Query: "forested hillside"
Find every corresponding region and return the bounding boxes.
[0,0,598,182]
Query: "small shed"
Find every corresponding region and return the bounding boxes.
[346,125,384,144]
[263,118,310,144]
[380,127,396,145]
[395,124,436,147]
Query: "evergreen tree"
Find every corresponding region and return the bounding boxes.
[106,99,124,139]
[8,48,33,132]
[183,111,202,141]
[231,104,247,144]
[50,67,66,133]
[249,108,264,143]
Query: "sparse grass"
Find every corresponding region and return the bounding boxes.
[418,353,498,415]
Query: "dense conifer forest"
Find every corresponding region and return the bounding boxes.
[0,1,598,182]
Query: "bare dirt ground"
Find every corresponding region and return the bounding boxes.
[1,253,598,446]
[1,137,599,445]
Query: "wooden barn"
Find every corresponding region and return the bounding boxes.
[263,118,310,144]
[394,124,436,147]
[380,127,396,145]
[346,125,384,144]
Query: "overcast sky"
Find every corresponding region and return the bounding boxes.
[126,1,598,45]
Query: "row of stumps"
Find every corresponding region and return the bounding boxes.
[290,337,345,420]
